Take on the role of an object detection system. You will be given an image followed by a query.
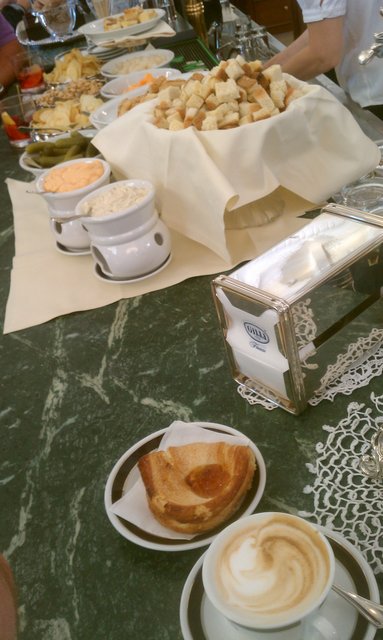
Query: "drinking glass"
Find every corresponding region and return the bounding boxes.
[11,50,45,94]
[36,0,77,41]
[86,0,111,18]
[341,177,383,212]
[0,94,37,148]
[155,0,176,22]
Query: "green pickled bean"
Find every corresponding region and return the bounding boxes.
[53,137,84,149]
[26,141,49,154]
[35,154,68,168]
[64,144,83,160]
[85,142,98,157]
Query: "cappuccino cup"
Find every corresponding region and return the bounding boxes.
[202,512,336,639]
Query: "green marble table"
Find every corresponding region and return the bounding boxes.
[1,43,383,640]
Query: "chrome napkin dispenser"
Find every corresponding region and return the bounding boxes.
[212,203,383,415]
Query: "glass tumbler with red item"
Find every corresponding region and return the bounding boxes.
[0,94,37,148]
[12,49,45,94]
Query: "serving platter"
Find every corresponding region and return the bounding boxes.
[104,422,266,552]
[92,69,208,127]
[16,20,82,47]
[89,87,149,129]
[78,8,165,45]
[100,48,174,78]
[100,67,181,99]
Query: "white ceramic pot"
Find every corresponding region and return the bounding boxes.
[36,158,111,250]
[49,218,90,251]
[76,179,172,280]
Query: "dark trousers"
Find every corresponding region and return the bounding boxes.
[325,68,383,120]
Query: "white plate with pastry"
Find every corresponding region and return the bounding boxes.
[104,422,266,551]
[78,8,165,45]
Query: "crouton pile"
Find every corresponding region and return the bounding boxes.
[150,57,304,131]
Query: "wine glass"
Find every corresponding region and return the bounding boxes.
[35,0,77,42]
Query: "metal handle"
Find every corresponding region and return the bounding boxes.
[332,584,383,628]
[358,47,376,64]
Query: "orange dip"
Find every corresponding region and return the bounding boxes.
[43,160,104,193]
[124,72,155,93]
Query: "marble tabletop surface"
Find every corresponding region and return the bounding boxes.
[1,31,383,640]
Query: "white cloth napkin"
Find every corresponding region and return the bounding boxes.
[109,421,251,540]
[3,178,310,334]
[93,75,380,263]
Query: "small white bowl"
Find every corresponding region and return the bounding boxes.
[100,49,174,78]
[19,129,99,177]
[100,67,181,99]
[76,179,171,279]
[36,158,111,251]
[36,157,110,210]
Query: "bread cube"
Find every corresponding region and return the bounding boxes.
[215,78,240,103]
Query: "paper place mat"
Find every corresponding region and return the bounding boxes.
[299,392,383,574]
[3,179,310,334]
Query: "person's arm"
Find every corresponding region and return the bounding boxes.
[0,0,30,9]
[0,37,22,87]
[264,17,345,80]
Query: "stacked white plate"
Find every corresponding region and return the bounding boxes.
[86,44,132,62]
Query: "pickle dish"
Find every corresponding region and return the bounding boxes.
[19,129,100,177]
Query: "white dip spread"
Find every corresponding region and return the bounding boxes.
[114,55,166,75]
[82,184,149,217]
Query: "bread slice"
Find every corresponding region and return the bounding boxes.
[138,442,256,534]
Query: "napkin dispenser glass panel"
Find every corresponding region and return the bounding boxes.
[212,204,383,415]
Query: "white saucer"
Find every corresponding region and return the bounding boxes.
[180,527,380,640]
[55,242,91,256]
[93,253,172,284]
[104,422,266,552]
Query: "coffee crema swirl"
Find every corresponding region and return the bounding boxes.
[216,515,330,621]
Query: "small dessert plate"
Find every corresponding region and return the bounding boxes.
[55,242,91,256]
[104,422,266,552]
[93,253,171,284]
[180,527,380,640]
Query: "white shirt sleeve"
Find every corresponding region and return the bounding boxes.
[298,0,347,23]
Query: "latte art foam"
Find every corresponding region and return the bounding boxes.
[216,515,331,623]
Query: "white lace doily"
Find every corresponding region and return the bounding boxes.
[298,392,383,575]
[237,326,383,410]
